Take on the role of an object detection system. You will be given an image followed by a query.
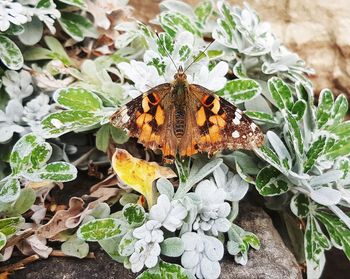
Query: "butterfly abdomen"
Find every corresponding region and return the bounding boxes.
[174,109,186,138]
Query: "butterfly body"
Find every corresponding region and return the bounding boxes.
[110,67,264,163]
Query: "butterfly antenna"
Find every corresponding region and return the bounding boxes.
[155,31,178,71]
[184,39,215,73]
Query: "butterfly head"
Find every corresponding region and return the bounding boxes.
[174,66,187,81]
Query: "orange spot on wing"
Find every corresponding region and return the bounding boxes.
[155,106,165,125]
[211,98,220,114]
[209,115,226,128]
[136,113,152,127]
[139,123,152,141]
[209,125,221,142]
[142,97,150,112]
[196,107,206,126]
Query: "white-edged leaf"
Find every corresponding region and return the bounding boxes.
[23,162,77,182]
[218,79,261,104]
[0,35,23,70]
[0,178,20,203]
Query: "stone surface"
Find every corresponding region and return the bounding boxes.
[129,0,350,99]
[9,202,302,279]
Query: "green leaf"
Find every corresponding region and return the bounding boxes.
[160,237,184,257]
[316,89,334,128]
[122,203,146,227]
[36,0,54,8]
[77,218,127,241]
[61,237,89,259]
[304,136,327,172]
[0,35,23,70]
[227,224,260,265]
[96,125,110,152]
[118,231,136,257]
[268,77,293,110]
[110,126,129,144]
[316,211,350,260]
[3,24,24,35]
[0,178,20,203]
[256,166,289,196]
[99,236,125,263]
[304,215,331,279]
[54,88,103,111]
[24,162,77,182]
[44,36,73,66]
[136,261,195,279]
[160,12,201,37]
[5,188,36,216]
[0,232,6,250]
[0,216,23,236]
[58,12,98,42]
[217,79,261,104]
[245,111,277,124]
[59,0,87,9]
[41,110,101,138]
[23,47,53,61]
[194,1,213,24]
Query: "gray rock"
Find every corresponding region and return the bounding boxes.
[9,202,302,279]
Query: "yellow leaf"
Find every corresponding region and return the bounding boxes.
[112,149,176,207]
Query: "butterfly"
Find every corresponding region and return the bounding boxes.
[110,66,264,163]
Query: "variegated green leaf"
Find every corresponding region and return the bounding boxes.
[156,32,174,56]
[331,94,348,126]
[215,1,236,44]
[58,12,98,41]
[24,162,77,182]
[194,0,213,24]
[304,216,331,279]
[285,111,303,155]
[77,218,127,241]
[304,136,327,172]
[54,88,103,111]
[217,79,261,104]
[160,12,201,37]
[291,99,307,121]
[0,35,23,70]
[10,133,51,174]
[118,231,136,257]
[256,166,289,196]
[268,77,293,111]
[136,261,195,279]
[0,178,20,203]
[290,194,310,218]
[0,216,23,236]
[245,111,278,124]
[316,89,334,128]
[41,110,101,138]
[316,211,350,260]
[0,232,6,250]
[122,203,146,227]
[59,0,87,9]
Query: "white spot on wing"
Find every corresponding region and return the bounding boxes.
[233,118,240,125]
[232,131,240,138]
[235,111,242,120]
[251,123,257,131]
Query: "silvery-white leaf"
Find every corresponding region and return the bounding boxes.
[244,94,273,114]
[200,256,221,279]
[267,131,292,168]
[310,188,342,206]
[159,0,195,17]
[156,178,174,199]
[309,170,343,187]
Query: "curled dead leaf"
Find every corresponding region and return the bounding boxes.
[111,148,176,207]
[36,197,94,239]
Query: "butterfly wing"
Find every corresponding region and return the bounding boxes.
[110,83,178,160]
[178,84,264,157]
